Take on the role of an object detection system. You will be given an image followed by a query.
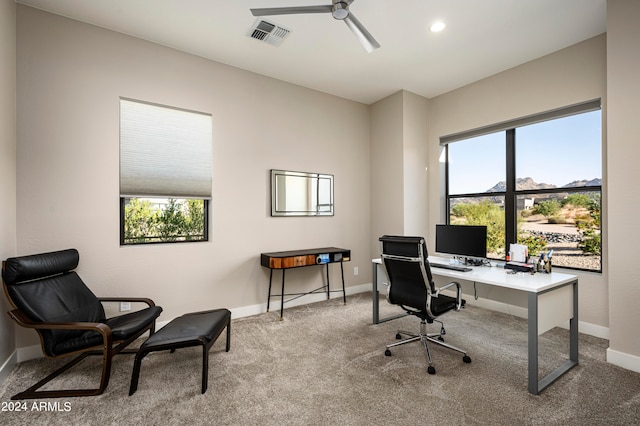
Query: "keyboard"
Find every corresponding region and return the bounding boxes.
[429,262,472,272]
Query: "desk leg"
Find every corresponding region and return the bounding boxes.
[372,261,379,324]
[527,279,579,395]
[267,269,273,313]
[570,280,579,362]
[340,262,346,304]
[527,293,540,395]
[372,261,412,325]
[280,270,285,321]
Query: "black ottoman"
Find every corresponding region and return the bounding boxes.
[129,308,231,395]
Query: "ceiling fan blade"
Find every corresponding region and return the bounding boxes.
[251,6,332,16]
[343,13,380,53]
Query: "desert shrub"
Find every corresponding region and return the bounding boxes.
[520,209,533,218]
[450,201,504,254]
[533,199,561,219]
[517,233,547,257]
[576,195,601,255]
[562,193,592,208]
[548,216,567,224]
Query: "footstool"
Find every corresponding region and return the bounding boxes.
[129,308,231,395]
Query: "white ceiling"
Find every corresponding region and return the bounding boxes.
[16,0,607,105]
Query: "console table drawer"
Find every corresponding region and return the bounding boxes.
[268,255,316,269]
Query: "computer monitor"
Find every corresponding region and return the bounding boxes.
[435,224,487,261]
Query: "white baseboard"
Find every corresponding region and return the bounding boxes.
[607,348,640,374]
[227,282,371,321]
[463,296,610,339]
[0,350,17,386]
[578,321,610,340]
[17,343,43,363]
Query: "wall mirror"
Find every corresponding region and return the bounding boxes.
[271,169,334,216]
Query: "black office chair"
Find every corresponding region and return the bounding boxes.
[379,235,471,374]
[2,248,162,399]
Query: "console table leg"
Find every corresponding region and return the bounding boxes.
[326,264,330,300]
[267,269,273,313]
[340,262,346,304]
[280,269,285,321]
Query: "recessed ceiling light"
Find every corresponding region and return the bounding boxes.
[429,21,446,33]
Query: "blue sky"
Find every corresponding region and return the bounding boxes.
[448,110,602,194]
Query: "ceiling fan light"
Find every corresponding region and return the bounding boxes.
[332,3,349,20]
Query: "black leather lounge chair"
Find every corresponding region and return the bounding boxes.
[1,248,162,400]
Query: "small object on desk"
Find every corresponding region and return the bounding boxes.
[535,250,553,273]
[504,261,535,273]
[429,262,472,272]
[509,243,528,262]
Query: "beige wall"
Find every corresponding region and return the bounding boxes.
[14,6,371,349]
[0,0,17,380]
[369,90,430,258]
[370,91,404,255]
[606,0,640,368]
[428,35,609,331]
[402,92,430,238]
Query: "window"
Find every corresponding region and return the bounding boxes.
[443,100,602,271]
[119,99,212,245]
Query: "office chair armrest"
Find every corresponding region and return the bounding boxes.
[98,297,156,308]
[435,281,463,310]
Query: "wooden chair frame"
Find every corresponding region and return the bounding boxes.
[4,295,157,400]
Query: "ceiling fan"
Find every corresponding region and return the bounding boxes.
[250,0,380,53]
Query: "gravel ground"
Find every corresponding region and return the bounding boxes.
[519,220,600,271]
[545,242,601,271]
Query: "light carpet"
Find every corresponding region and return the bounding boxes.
[1,292,639,425]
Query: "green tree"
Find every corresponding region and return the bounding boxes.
[155,198,187,241]
[184,199,205,240]
[124,198,156,243]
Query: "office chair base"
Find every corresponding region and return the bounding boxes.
[384,320,471,374]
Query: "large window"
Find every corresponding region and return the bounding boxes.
[119,99,212,245]
[443,100,602,271]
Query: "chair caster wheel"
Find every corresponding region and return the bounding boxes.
[427,366,436,375]
[395,333,402,339]
[437,336,444,342]
[463,355,472,363]
[385,349,392,357]
[440,328,446,336]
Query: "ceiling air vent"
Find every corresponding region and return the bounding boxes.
[248,19,291,46]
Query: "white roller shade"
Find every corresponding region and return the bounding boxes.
[120,99,212,198]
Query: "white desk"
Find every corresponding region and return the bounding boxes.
[371,257,579,395]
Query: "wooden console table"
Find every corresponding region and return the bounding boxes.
[260,247,351,319]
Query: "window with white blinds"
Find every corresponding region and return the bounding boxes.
[120,98,212,199]
[119,98,211,245]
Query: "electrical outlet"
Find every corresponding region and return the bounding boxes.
[354,266,359,276]
[120,302,131,312]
